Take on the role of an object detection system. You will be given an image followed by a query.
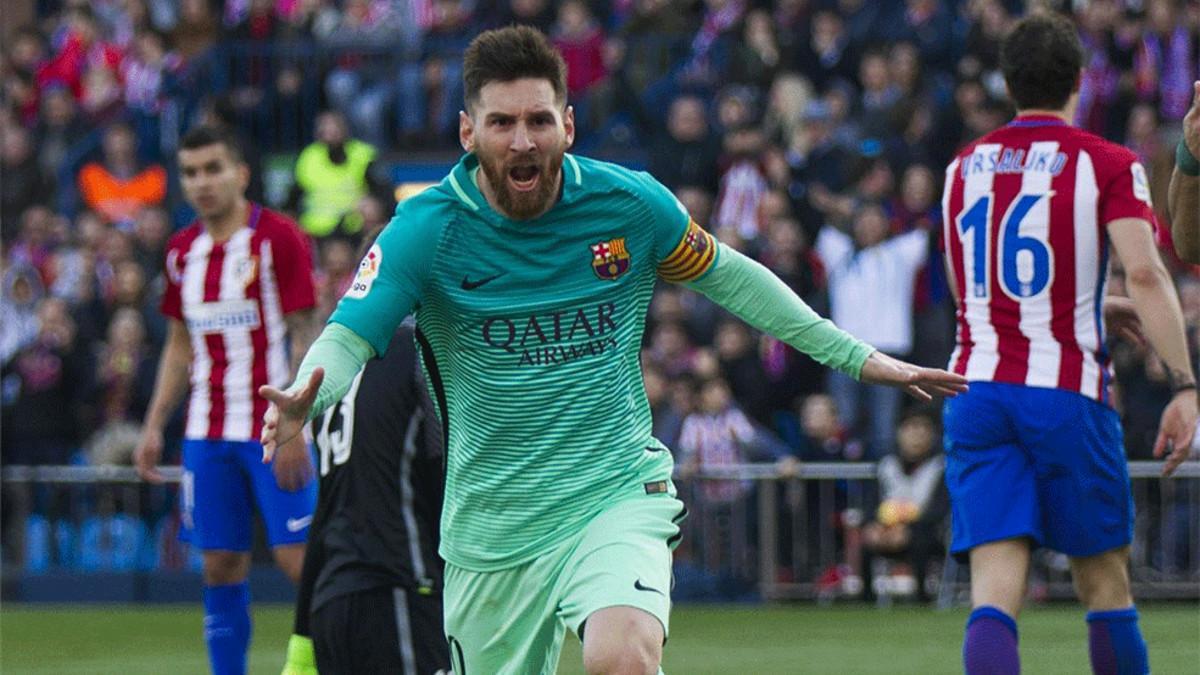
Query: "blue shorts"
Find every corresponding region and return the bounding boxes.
[179,439,317,551]
[942,381,1133,559]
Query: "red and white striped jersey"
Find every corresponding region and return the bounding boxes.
[942,114,1157,404]
[161,204,315,440]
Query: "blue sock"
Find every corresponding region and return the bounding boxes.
[964,606,1020,675]
[1087,606,1149,675]
[203,583,251,675]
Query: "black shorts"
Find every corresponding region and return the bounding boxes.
[311,586,449,675]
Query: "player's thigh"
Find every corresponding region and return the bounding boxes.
[1019,391,1133,557]
[943,384,1043,555]
[235,440,317,547]
[181,440,254,551]
[559,495,686,643]
[444,558,565,675]
[312,587,449,675]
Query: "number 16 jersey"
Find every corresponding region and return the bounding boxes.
[942,114,1158,405]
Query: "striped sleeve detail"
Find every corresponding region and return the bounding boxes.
[657,219,717,282]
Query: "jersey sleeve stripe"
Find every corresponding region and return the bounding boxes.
[658,240,715,281]
[658,219,717,282]
[659,244,716,282]
[659,218,706,265]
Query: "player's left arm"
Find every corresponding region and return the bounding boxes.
[640,172,966,400]
[1169,80,1200,263]
[682,245,967,400]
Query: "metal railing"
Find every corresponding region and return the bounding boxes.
[669,462,1200,602]
[2,462,1198,602]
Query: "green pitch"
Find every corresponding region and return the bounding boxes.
[2,603,1197,674]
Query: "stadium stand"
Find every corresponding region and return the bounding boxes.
[1,0,1198,604]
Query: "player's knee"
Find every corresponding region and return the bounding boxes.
[202,551,250,585]
[581,608,663,675]
[582,639,660,675]
[1071,548,1132,611]
[272,544,306,583]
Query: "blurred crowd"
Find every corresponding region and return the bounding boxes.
[2,0,1199,580]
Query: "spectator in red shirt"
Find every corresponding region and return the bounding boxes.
[552,0,607,97]
[37,7,124,103]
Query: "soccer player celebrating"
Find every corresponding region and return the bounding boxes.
[262,26,965,674]
[282,322,450,674]
[135,126,319,675]
[941,14,1198,675]
[1169,80,1199,263]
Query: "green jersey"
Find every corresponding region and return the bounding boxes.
[330,152,719,571]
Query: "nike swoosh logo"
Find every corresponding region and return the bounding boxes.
[461,273,504,290]
[634,579,664,595]
[286,515,313,532]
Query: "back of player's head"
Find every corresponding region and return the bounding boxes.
[179,124,243,164]
[1000,12,1083,111]
[462,25,567,113]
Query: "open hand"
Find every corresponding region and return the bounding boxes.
[858,351,969,401]
[260,368,324,462]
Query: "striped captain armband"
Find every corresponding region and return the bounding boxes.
[657,219,717,282]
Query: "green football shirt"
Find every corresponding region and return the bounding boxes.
[330,152,719,571]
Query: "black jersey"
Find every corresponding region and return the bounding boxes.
[299,325,444,616]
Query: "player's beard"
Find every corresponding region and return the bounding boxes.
[478,147,564,220]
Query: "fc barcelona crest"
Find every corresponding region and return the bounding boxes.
[590,237,631,280]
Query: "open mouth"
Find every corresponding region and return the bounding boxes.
[507,164,541,192]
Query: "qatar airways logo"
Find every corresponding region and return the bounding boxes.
[481,302,619,366]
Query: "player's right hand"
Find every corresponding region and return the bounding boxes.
[1154,389,1200,477]
[134,427,165,483]
[259,367,324,462]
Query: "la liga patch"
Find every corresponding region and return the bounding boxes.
[346,243,382,298]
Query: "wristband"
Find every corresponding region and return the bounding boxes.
[1178,139,1200,177]
[1172,382,1197,397]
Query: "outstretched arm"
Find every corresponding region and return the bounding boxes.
[260,322,375,460]
[684,243,968,400]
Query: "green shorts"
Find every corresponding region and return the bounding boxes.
[443,492,687,675]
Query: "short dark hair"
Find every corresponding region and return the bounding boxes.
[179,125,243,163]
[462,25,567,112]
[1000,12,1083,111]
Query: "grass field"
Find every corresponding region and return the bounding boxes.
[2,603,1197,674]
